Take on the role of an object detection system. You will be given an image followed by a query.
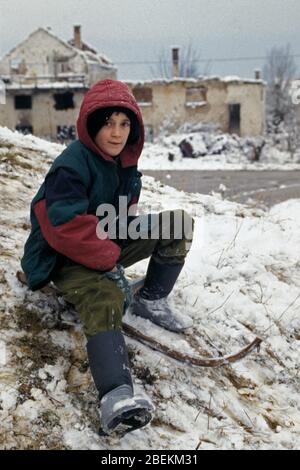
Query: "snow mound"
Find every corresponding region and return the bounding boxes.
[139,126,300,170]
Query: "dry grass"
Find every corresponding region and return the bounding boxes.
[0,150,34,170]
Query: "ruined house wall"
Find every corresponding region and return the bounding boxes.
[0,88,86,140]
[128,79,265,139]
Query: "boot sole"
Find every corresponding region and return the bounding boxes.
[99,408,152,437]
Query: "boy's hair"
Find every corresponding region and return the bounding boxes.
[87,106,140,144]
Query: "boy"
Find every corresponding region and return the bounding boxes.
[21,79,194,436]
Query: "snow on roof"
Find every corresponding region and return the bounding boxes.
[67,39,98,54]
[76,49,116,70]
[67,38,116,68]
[6,81,87,91]
[125,75,265,86]
[125,77,201,86]
[222,75,265,85]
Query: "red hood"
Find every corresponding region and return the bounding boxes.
[77,79,144,167]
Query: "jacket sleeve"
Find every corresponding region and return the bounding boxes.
[33,167,121,271]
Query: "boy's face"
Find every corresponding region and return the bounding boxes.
[94,111,131,157]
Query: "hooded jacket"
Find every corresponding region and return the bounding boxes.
[21,79,145,290]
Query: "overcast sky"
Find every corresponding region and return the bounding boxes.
[0,0,299,80]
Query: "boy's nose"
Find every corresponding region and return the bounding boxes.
[111,126,121,136]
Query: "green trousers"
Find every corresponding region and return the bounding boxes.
[52,210,193,338]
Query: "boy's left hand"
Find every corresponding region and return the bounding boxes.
[105,264,132,310]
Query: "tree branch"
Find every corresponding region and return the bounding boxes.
[17,271,262,368]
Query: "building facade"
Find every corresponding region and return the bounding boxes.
[127,76,265,140]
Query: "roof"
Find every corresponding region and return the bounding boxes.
[0,27,75,61]
[67,38,115,67]
[0,27,116,70]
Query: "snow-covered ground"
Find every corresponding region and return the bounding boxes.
[0,126,300,450]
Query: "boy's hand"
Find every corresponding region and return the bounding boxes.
[105,264,132,310]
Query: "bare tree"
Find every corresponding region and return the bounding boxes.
[263,44,297,132]
[150,41,211,79]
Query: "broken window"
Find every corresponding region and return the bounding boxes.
[15,125,33,135]
[51,52,71,75]
[132,87,153,104]
[54,60,70,75]
[57,125,76,141]
[10,58,27,75]
[56,61,70,74]
[60,62,70,73]
[14,95,32,109]
[53,92,74,110]
[185,87,207,107]
[228,103,241,135]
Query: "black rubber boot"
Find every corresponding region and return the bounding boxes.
[131,259,193,332]
[86,330,133,398]
[139,258,184,300]
[86,330,153,436]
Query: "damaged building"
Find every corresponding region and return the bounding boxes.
[0,33,265,141]
[0,25,116,140]
[127,73,265,141]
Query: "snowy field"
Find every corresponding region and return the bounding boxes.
[0,127,300,450]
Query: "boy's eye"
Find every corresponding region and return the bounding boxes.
[105,121,130,127]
